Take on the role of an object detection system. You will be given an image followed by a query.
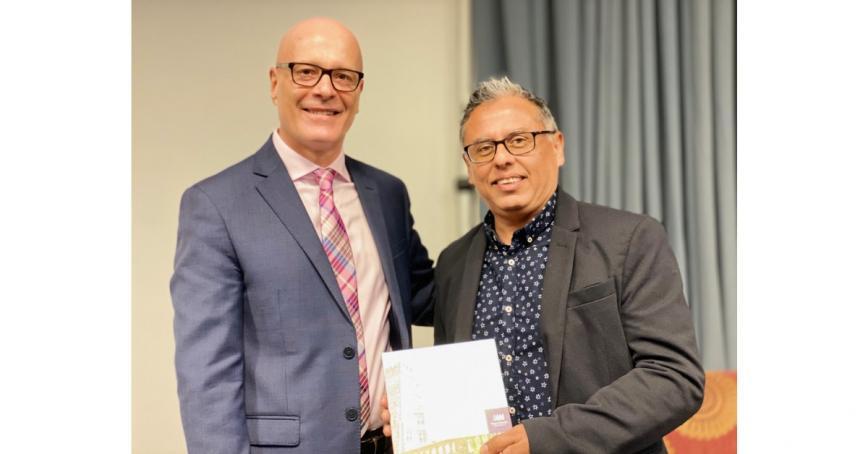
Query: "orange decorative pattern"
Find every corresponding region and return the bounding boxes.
[663,436,676,454]
[663,370,737,454]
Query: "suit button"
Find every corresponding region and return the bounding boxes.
[343,347,356,359]
[345,408,359,422]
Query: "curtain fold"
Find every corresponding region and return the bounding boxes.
[471,0,735,369]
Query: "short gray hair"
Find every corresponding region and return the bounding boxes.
[459,76,558,142]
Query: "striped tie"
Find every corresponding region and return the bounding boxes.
[314,168,370,426]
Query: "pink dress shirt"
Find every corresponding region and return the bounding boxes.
[272,131,391,434]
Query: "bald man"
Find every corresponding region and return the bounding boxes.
[171,17,433,454]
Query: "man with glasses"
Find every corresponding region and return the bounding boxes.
[172,17,432,454]
[385,77,704,454]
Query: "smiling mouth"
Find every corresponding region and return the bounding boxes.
[302,107,340,116]
[492,176,526,186]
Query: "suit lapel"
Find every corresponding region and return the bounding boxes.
[347,157,410,349]
[453,228,487,342]
[539,189,581,405]
[252,139,351,323]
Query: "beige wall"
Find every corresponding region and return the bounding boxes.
[133,1,473,452]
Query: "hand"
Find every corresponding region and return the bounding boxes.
[480,424,530,454]
[380,395,392,437]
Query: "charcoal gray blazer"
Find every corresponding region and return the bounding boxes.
[433,189,704,454]
[171,136,434,453]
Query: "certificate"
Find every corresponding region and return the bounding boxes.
[382,339,512,454]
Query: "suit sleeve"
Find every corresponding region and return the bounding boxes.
[401,184,435,326]
[523,217,705,453]
[170,186,249,454]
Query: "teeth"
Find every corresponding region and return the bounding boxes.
[496,177,521,185]
[305,109,338,116]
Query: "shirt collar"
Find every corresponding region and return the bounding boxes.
[271,129,352,182]
[483,191,558,248]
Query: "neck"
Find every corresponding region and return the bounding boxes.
[278,129,342,167]
[492,212,533,245]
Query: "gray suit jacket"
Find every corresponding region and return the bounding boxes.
[171,136,434,453]
[433,189,704,454]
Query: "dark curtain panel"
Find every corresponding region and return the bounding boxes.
[472,0,735,369]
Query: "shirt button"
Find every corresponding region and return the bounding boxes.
[505,354,513,363]
[527,236,533,243]
[504,305,513,314]
[509,406,516,415]
[345,408,359,422]
[343,347,355,359]
[507,259,515,266]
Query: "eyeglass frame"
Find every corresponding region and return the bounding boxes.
[462,130,557,163]
[274,62,364,92]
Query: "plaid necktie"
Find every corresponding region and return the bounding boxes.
[314,168,370,426]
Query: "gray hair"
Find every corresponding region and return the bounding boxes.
[459,76,559,142]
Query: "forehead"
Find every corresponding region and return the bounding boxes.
[464,96,544,141]
[282,33,362,69]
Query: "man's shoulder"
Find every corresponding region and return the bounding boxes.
[576,201,651,229]
[559,194,668,247]
[552,189,648,226]
[181,140,270,205]
[438,224,484,266]
[195,153,257,188]
[345,155,406,191]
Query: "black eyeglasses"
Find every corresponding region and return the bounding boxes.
[275,62,364,92]
[463,130,556,163]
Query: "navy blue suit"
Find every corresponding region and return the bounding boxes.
[171,136,433,453]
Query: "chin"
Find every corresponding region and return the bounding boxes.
[491,203,531,219]
[301,130,344,146]
[491,194,529,210]
[303,124,340,138]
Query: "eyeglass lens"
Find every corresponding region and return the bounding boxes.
[468,132,536,162]
[291,63,360,91]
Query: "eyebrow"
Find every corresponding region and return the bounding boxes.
[466,128,538,145]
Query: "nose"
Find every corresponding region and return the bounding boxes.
[491,142,515,166]
[312,73,337,97]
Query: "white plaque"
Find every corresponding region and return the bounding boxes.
[382,339,512,454]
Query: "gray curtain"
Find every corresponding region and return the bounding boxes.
[471,0,735,370]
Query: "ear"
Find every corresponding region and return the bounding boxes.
[553,131,565,167]
[354,79,365,114]
[269,67,279,104]
[463,154,476,186]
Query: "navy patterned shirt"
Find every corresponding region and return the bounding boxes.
[471,192,557,425]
